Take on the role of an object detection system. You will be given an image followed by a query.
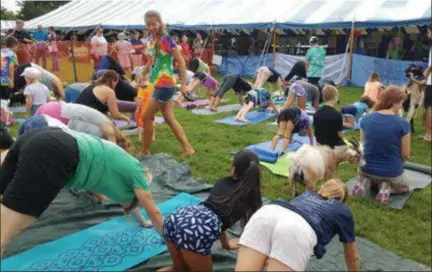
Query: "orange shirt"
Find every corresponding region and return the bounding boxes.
[136,84,154,128]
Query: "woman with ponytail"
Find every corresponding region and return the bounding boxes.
[161,150,262,271]
[236,179,360,272]
[140,10,194,156]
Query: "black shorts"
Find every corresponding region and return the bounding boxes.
[0,128,80,217]
[267,67,281,83]
[194,72,207,82]
[277,107,301,124]
[424,85,432,108]
[0,125,15,150]
[0,85,10,99]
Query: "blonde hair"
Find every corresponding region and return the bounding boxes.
[322,85,339,102]
[144,10,167,63]
[318,179,348,203]
[112,125,132,154]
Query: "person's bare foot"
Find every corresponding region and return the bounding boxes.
[209,107,217,112]
[423,135,432,142]
[182,148,195,157]
[137,151,151,157]
[236,117,248,122]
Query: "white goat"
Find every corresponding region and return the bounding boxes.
[288,141,364,196]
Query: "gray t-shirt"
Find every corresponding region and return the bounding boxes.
[297,80,320,102]
[61,103,112,137]
[31,63,55,91]
[67,83,90,92]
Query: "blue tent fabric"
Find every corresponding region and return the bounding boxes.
[351,54,428,87]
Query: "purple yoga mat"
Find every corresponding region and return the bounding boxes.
[179,99,209,108]
[117,100,137,112]
[114,117,165,129]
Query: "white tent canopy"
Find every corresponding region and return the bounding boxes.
[1,20,17,32]
[24,0,431,30]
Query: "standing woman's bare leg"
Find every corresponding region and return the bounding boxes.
[161,100,195,156]
[141,100,161,155]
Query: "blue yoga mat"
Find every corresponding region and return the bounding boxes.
[14,118,26,125]
[214,110,276,126]
[9,106,26,113]
[343,122,361,132]
[232,134,313,163]
[1,193,201,272]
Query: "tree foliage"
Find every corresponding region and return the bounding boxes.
[16,1,70,21]
[1,7,17,20]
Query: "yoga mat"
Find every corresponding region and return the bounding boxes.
[214,110,276,126]
[343,122,361,132]
[191,104,242,115]
[178,99,209,108]
[9,106,26,113]
[119,117,164,136]
[260,152,292,176]
[114,120,137,129]
[3,153,430,272]
[346,167,431,209]
[14,118,26,124]
[1,193,201,271]
[232,134,313,163]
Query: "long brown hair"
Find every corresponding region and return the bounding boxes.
[94,70,119,88]
[112,125,132,154]
[144,10,167,66]
[374,85,406,111]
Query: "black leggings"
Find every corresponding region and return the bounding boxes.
[0,128,79,217]
[213,74,237,98]
[284,61,307,82]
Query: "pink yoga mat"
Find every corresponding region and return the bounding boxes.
[178,99,209,108]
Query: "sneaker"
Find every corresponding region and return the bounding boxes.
[352,177,370,197]
[375,182,391,205]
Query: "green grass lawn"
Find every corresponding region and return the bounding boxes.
[8,78,431,266]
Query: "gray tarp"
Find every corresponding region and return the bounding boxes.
[4,153,431,271]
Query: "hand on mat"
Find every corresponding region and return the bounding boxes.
[140,219,153,228]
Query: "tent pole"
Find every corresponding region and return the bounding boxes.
[70,30,78,82]
[347,19,356,80]
[272,28,276,69]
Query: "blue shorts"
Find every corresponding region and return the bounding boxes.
[341,105,357,119]
[65,87,81,103]
[18,115,49,136]
[152,87,176,103]
[163,204,222,255]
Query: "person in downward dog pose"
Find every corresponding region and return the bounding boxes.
[160,150,262,272]
[253,66,283,91]
[235,179,360,272]
[270,106,314,154]
[0,127,164,255]
[281,80,320,111]
[209,73,252,112]
[235,88,277,123]
[33,102,130,148]
[140,10,194,156]
[341,96,374,129]
[176,71,219,103]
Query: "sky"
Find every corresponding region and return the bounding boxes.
[2,0,21,13]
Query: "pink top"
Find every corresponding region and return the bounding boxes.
[116,40,132,56]
[363,81,382,103]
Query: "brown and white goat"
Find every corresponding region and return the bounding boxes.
[289,140,364,196]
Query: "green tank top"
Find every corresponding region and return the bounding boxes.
[66,131,150,202]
